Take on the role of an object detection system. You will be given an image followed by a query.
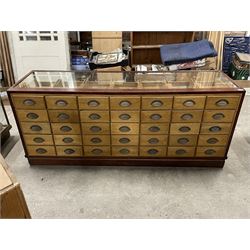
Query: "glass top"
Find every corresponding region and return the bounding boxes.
[15,70,238,90]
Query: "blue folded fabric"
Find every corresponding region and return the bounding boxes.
[160,39,217,65]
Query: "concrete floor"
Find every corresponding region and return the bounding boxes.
[3,96,250,218]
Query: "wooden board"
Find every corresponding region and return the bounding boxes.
[0,163,12,190]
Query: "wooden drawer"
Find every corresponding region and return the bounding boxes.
[200,123,232,134]
[196,147,226,157]
[53,135,82,145]
[26,146,56,156]
[78,96,109,110]
[84,146,111,156]
[140,146,166,157]
[112,135,139,146]
[51,123,81,134]
[198,135,228,146]
[16,110,49,122]
[111,111,139,123]
[170,123,200,134]
[141,124,169,134]
[167,147,195,157]
[82,123,110,135]
[203,110,235,123]
[23,135,53,145]
[141,110,171,123]
[56,146,83,157]
[173,96,206,109]
[169,135,198,146]
[20,122,51,134]
[11,94,45,109]
[80,111,109,123]
[110,96,140,110]
[141,96,173,110]
[112,146,138,156]
[83,135,110,145]
[45,96,77,109]
[48,110,79,123]
[140,135,168,146]
[111,123,139,134]
[205,95,240,109]
[171,110,203,123]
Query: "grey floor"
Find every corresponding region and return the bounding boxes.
[3,96,250,218]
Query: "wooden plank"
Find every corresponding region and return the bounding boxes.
[92,31,122,38]
[92,38,122,53]
[0,163,12,191]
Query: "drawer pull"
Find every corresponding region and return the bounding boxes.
[30,125,42,131]
[181,114,193,120]
[64,148,75,154]
[148,138,159,144]
[119,138,131,144]
[88,100,100,107]
[26,112,39,119]
[216,99,229,107]
[119,126,131,132]
[90,126,102,132]
[33,137,45,143]
[207,138,219,144]
[36,148,47,154]
[91,137,102,144]
[119,148,130,155]
[149,126,160,132]
[63,137,74,143]
[212,113,225,120]
[60,126,72,132]
[89,113,101,120]
[176,149,186,155]
[55,100,68,107]
[57,113,70,121]
[183,100,195,107]
[119,114,131,120]
[148,149,158,155]
[179,126,191,132]
[91,148,103,155]
[177,138,189,145]
[23,99,36,106]
[209,126,222,132]
[150,114,162,120]
[151,100,163,107]
[119,100,131,107]
[204,149,216,155]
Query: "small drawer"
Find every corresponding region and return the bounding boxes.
[200,123,232,134]
[82,123,110,135]
[45,96,77,109]
[198,135,228,146]
[84,146,111,156]
[11,94,46,109]
[78,96,109,110]
[20,122,51,134]
[54,135,82,145]
[140,135,168,146]
[173,96,206,109]
[111,111,139,123]
[169,135,198,146]
[167,147,195,157]
[205,95,240,109]
[112,135,139,145]
[112,146,138,156]
[26,145,56,156]
[203,110,235,123]
[141,96,173,110]
[83,135,110,145]
[51,123,81,134]
[111,123,139,134]
[48,110,79,123]
[23,135,53,145]
[80,111,109,123]
[140,124,169,134]
[16,110,49,122]
[140,146,166,157]
[196,147,226,157]
[56,146,83,157]
[110,96,140,110]
[141,110,171,123]
[171,110,203,123]
[170,123,200,134]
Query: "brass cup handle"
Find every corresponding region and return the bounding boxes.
[176,149,186,155]
[63,137,74,143]
[119,114,131,120]
[209,126,221,132]
[64,148,75,154]
[55,100,68,107]
[33,137,45,143]
[88,100,100,107]
[60,126,72,132]
[31,125,42,131]
[89,113,101,120]
[119,148,130,155]
[119,126,131,132]
[148,149,158,155]
[119,100,131,107]
[207,138,219,144]
[150,114,162,120]
[57,113,70,120]
[212,113,225,120]
[148,138,159,144]
[216,99,229,107]
[23,99,36,106]
[119,138,131,144]
[26,112,39,119]
[151,100,163,107]
[91,148,103,155]
[149,126,160,132]
[36,148,47,154]
[179,126,191,132]
[90,126,102,132]
[183,100,196,107]
[205,149,216,155]
[177,138,189,145]
[91,137,102,144]
[181,114,193,120]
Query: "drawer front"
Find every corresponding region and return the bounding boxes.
[111,111,139,123]
[169,135,198,146]
[140,135,168,146]
[167,147,195,157]
[111,123,139,134]
[203,110,235,123]
[141,110,171,123]
[26,145,56,156]
[84,146,111,156]
[173,96,206,109]
[20,122,51,134]
[140,146,167,157]
[48,110,79,123]
[196,147,226,157]
[80,111,110,123]
[110,96,140,110]
[171,110,203,123]
[53,135,82,145]
[78,96,109,110]
[205,95,240,109]
[45,96,77,109]
[82,123,110,135]
[16,110,49,122]
[51,123,81,134]
[56,146,83,157]
[141,96,173,110]
[83,135,110,145]
[200,123,232,134]
[112,135,139,146]
[198,135,228,146]
[23,135,53,145]
[112,146,138,156]
[141,124,169,134]
[11,95,46,109]
[170,123,200,134]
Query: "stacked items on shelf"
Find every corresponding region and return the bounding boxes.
[71,55,89,71]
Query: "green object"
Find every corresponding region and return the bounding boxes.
[229,53,250,80]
